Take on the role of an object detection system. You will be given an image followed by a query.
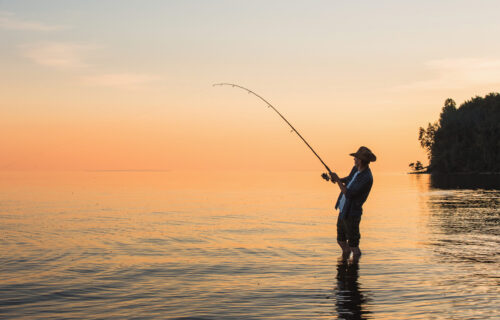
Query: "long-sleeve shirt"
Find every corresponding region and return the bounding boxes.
[334,166,373,219]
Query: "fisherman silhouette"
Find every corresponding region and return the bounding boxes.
[323,146,376,260]
[215,85,376,261]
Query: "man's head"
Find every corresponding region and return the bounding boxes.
[350,146,376,169]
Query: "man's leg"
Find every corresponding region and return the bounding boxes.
[338,240,351,258]
[346,215,362,260]
[337,216,350,258]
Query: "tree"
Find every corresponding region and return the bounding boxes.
[439,98,457,127]
[409,162,415,170]
[409,160,424,172]
[418,122,439,159]
[417,93,500,173]
[414,161,424,171]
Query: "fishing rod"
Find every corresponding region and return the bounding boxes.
[213,83,333,178]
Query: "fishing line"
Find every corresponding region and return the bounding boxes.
[213,83,333,176]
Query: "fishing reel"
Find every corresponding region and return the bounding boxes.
[321,172,337,183]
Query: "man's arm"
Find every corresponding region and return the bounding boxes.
[343,173,372,199]
[322,167,354,185]
[321,172,349,184]
[339,176,350,183]
[330,172,347,194]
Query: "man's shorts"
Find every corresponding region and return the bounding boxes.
[337,214,361,247]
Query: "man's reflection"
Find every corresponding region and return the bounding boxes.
[335,259,371,320]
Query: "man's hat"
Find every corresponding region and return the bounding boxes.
[350,146,376,162]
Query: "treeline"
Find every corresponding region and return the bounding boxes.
[418,93,500,173]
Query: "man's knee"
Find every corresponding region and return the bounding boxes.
[350,246,362,259]
[337,240,348,248]
[347,238,360,247]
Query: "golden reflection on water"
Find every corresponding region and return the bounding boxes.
[0,171,498,319]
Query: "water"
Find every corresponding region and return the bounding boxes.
[0,171,498,319]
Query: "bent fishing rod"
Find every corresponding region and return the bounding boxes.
[213,83,333,177]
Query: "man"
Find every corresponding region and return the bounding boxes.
[322,146,376,260]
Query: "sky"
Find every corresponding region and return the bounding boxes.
[1,0,500,173]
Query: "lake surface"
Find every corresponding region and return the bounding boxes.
[0,171,499,319]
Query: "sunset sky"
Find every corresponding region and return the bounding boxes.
[2,0,500,173]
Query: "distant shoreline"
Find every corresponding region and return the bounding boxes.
[408,171,500,175]
[85,169,171,172]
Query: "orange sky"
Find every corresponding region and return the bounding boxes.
[2,1,500,172]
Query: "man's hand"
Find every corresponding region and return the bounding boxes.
[329,172,340,183]
[330,172,347,193]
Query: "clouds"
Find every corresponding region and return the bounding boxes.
[0,11,64,31]
[4,11,158,88]
[82,73,160,87]
[19,41,159,87]
[396,58,500,91]
[20,42,92,68]
[4,11,90,70]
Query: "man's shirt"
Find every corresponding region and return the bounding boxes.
[335,166,373,219]
[338,170,360,213]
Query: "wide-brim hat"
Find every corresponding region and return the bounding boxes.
[350,146,376,162]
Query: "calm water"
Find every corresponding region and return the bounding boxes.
[0,171,498,319]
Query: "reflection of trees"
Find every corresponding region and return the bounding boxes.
[410,173,430,193]
[426,188,500,263]
[428,189,499,235]
[334,260,371,320]
[431,174,500,190]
